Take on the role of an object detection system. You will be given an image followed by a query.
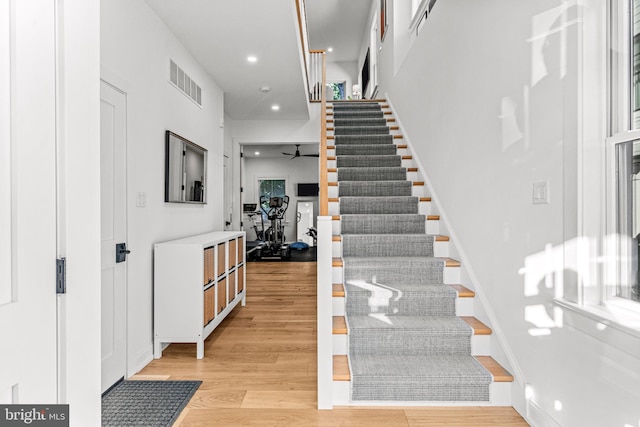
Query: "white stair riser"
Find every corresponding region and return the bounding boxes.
[426,219,439,234]
[456,297,474,316]
[333,297,345,316]
[411,186,425,197]
[332,266,343,284]
[330,200,431,216]
[329,186,338,198]
[333,335,347,355]
[444,266,460,284]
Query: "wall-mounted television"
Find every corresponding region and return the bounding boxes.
[297,183,319,197]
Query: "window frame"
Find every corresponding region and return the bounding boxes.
[256,177,287,221]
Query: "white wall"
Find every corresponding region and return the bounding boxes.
[101,0,225,375]
[243,156,319,243]
[375,0,640,426]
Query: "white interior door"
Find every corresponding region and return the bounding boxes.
[100,81,128,393]
[0,0,58,403]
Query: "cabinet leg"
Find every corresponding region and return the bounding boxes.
[196,339,204,359]
[241,293,246,307]
[154,340,162,359]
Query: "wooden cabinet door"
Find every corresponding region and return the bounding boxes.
[217,278,227,314]
[238,265,244,293]
[228,270,236,299]
[229,238,237,267]
[203,286,215,325]
[217,242,226,277]
[203,247,214,284]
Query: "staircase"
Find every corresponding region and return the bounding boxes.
[324,100,513,405]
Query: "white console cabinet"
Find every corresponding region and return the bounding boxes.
[153,231,246,359]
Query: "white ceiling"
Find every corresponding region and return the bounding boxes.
[144,0,372,121]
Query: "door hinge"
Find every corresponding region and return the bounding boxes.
[56,258,66,294]
[240,186,243,192]
[240,152,244,158]
[240,221,243,227]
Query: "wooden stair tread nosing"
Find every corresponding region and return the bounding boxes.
[333,315,490,335]
[442,257,461,267]
[328,156,336,161]
[427,215,440,221]
[331,215,340,220]
[475,356,514,382]
[402,155,413,160]
[328,168,337,173]
[413,181,425,186]
[328,182,338,186]
[332,236,341,242]
[333,258,343,267]
[333,316,348,334]
[329,197,339,202]
[460,316,492,335]
[435,235,449,241]
[408,167,418,172]
[448,284,475,297]
[398,144,408,148]
[420,197,432,202]
[332,283,345,297]
[333,355,351,381]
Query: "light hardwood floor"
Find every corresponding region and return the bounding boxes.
[135,260,529,426]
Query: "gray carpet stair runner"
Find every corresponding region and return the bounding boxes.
[334,101,492,401]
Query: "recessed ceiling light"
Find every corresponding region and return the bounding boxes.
[327,47,334,52]
[247,56,257,63]
[254,151,260,156]
[271,105,280,111]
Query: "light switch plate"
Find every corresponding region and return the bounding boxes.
[532,181,549,204]
[137,192,146,207]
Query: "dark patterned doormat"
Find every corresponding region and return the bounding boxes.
[102,380,201,427]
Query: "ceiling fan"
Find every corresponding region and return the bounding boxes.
[282,144,319,159]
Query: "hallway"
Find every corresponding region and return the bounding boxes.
[136,261,527,426]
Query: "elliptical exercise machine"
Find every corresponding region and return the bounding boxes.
[254,195,291,260]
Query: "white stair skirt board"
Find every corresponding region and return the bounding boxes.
[332,381,511,406]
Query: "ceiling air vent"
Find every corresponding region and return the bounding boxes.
[169,60,202,107]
